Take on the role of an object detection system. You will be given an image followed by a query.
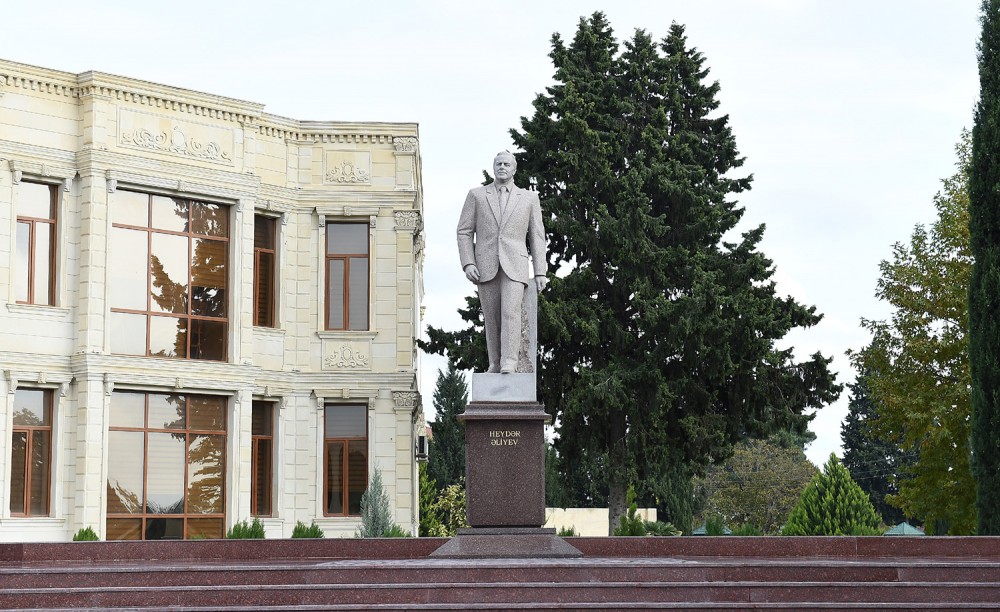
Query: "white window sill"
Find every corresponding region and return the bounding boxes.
[7,303,71,319]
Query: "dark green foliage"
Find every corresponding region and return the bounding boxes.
[72,527,99,541]
[840,376,912,526]
[545,441,572,507]
[704,515,729,536]
[226,518,265,539]
[557,525,579,536]
[730,523,763,536]
[291,521,325,539]
[418,463,445,537]
[421,12,839,535]
[782,454,883,536]
[970,0,1000,535]
[426,362,467,494]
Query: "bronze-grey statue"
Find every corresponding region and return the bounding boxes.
[457,151,547,374]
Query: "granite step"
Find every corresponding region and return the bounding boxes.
[1,580,999,609]
[2,557,998,589]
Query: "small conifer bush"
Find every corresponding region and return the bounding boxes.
[226,518,266,539]
[782,454,883,536]
[72,527,99,541]
[291,521,325,538]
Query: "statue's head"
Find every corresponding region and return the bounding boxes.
[493,151,517,182]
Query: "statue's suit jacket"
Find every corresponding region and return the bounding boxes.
[457,182,546,284]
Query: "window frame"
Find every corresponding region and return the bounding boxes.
[253,215,277,328]
[108,189,230,361]
[324,222,370,331]
[105,391,228,540]
[9,388,53,517]
[250,400,274,517]
[322,403,368,517]
[15,181,58,306]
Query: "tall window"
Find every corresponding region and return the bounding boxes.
[106,391,226,540]
[10,389,52,516]
[251,401,273,516]
[323,404,367,516]
[253,215,276,327]
[325,223,368,330]
[108,190,229,361]
[15,182,57,305]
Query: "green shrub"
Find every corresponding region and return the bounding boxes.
[705,515,729,536]
[644,520,682,536]
[382,524,413,537]
[72,527,99,541]
[731,523,763,536]
[226,518,265,539]
[557,526,579,537]
[613,487,647,536]
[432,483,470,536]
[291,520,325,538]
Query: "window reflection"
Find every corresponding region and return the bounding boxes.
[109,227,149,311]
[107,391,227,540]
[149,316,187,358]
[107,431,144,514]
[150,195,188,233]
[110,190,228,361]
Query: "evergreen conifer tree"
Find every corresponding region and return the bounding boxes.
[970,0,1000,535]
[782,454,883,536]
[423,13,840,533]
[840,376,912,526]
[426,362,468,494]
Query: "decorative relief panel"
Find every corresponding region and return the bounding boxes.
[323,341,372,371]
[324,151,371,184]
[394,210,420,231]
[117,109,234,165]
[393,136,418,153]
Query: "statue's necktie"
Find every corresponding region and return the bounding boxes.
[499,186,509,218]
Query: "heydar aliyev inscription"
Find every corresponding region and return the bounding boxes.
[432,151,580,558]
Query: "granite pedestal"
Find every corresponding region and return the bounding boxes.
[431,381,581,558]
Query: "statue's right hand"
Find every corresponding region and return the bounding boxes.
[464,264,480,283]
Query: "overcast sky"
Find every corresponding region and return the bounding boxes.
[1,1,981,466]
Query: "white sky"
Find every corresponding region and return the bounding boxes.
[1,1,981,466]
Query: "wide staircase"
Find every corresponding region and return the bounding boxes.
[1,536,998,610]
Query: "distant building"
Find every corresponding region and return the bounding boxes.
[0,59,424,541]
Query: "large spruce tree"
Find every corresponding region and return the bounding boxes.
[424,14,839,532]
[970,0,1000,535]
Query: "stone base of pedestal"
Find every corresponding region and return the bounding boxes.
[459,402,549,528]
[430,527,583,559]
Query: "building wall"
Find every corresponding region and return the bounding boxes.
[0,59,424,541]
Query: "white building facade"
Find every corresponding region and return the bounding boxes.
[0,59,425,541]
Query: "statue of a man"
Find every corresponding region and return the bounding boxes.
[457,151,547,374]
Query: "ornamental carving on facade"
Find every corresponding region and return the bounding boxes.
[120,126,232,163]
[392,391,418,408]
[324,344,370,369]
[394,210,420,230]
[325,160,370,184]
[393,136,418,153]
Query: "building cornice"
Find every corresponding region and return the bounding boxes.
[0,59,420,142]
